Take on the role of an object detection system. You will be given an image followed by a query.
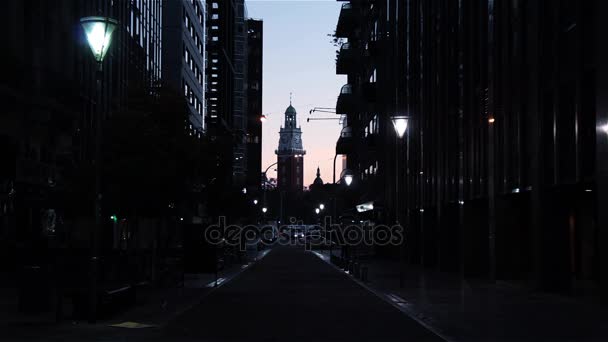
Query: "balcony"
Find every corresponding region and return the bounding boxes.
[336,127,354,155]
[336,84,357,115]
[336,43,358,75]
[336,3,356,38]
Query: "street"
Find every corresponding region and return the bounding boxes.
[154,246,442,341]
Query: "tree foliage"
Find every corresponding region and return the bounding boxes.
[103,86,213,217]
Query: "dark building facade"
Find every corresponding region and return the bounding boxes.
[246,19,264,192]
[205,0,251,189]
[162,0,206,135]
[335,0,608,296]
[232,0,249,185]
[1,0,162,250]
[1,0,163,314]
[276,104,306,192]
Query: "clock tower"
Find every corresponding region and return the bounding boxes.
[275,101,306,192]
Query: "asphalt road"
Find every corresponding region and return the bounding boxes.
[155,246,443,341]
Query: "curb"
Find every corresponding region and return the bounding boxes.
[309,250,454,342]
[156,248,273,329]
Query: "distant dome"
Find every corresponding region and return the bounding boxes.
[312,167,324,186]
[285,105,297,115]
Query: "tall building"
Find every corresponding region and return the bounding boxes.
[232,0,248,185]
[276,102,306,192]
[1,0,163,314]
[205,0,237,189]
[205,0,261,192]
[334,0,608,295]
[162,0,206,136]
[1,0,163,246]
[246,19,264,192]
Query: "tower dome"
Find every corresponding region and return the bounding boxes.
[285,105,297,115]
[313,167,324,186]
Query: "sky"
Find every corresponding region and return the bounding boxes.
[247,0,346,187]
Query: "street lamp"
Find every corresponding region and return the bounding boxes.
[260,114,267,122]
[340,169,354,187]
[253,199,258,205]
[81,15,117,324]
[391,115,409,139]
[80,16,118,67]
[315,208,321,215]
[262,207,268,213]
[390,114,409,288]
[319,204,325,210]
[343,174,353,187]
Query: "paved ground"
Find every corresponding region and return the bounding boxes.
[3,246,441,341]
[319,249,608,342]
[156,246,441,341]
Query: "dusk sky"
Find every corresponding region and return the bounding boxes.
[247,0,346,187]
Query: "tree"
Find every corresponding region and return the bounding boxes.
[103,86,213,218]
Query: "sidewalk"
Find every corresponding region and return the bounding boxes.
[316,249,608,342]
[1,248,271,340]
[104,248,271,328]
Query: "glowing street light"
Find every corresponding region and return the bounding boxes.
[81,15,118,324]
[390,115,409,138]
[344,174,353,187]
[260,114,267,122]
[315,208,321,215]
[390,113,410,288]
[253,199,258,205]
[319,204,325,210]
[262,207,268,213]
[80,16,118,64]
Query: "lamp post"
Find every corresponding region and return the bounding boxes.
[391,114,409,288]
[328,166,353,261]
[262,162,278,223]
[80,15,117,324]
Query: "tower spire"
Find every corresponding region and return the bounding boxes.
[290,92,293,105]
